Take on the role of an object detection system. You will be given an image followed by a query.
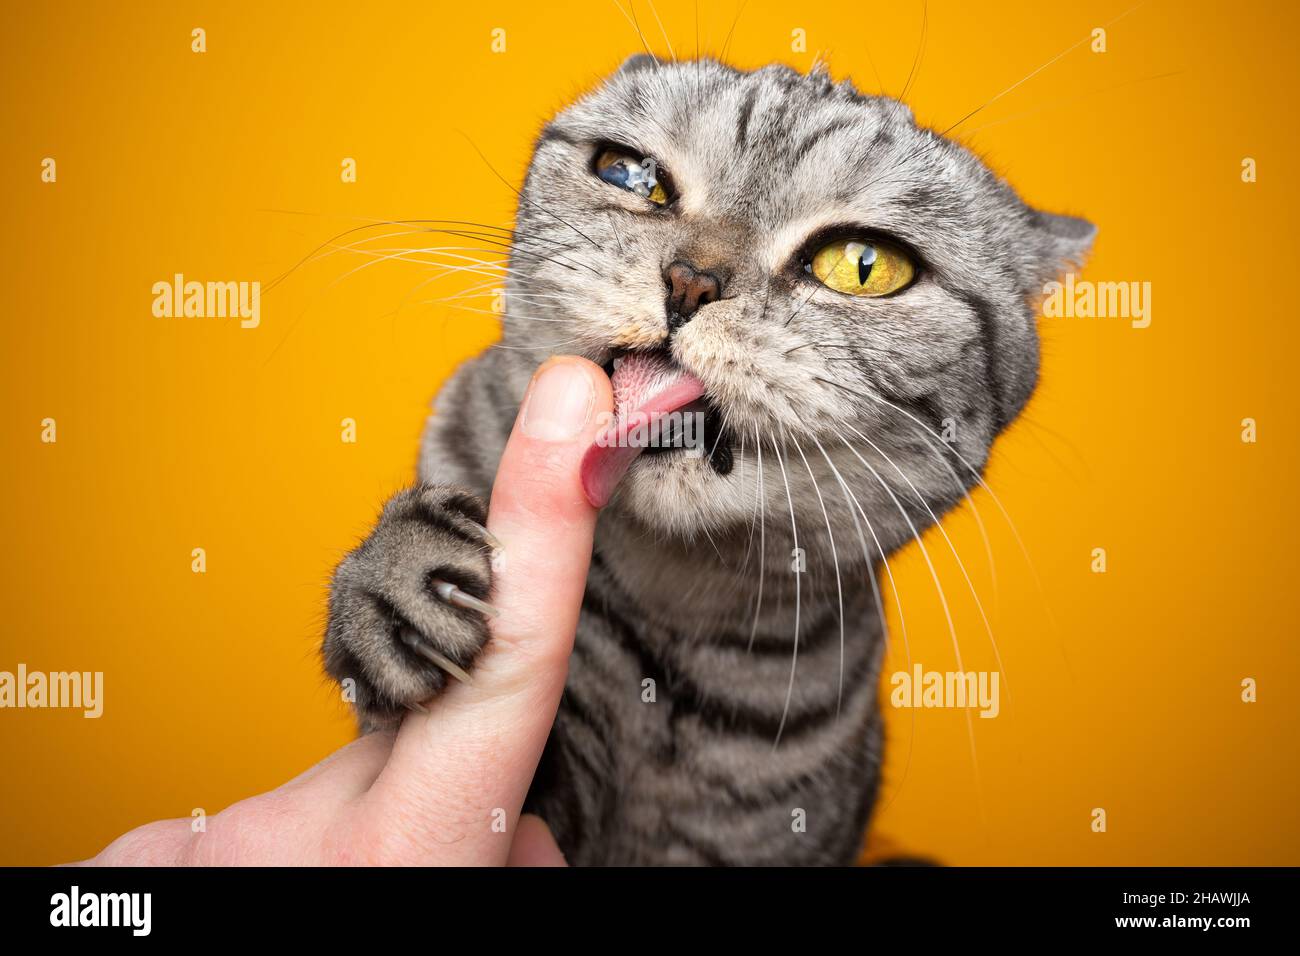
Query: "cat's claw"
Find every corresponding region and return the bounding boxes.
[431,578,500,620]
[400,627,476,685]
[323,483,495,727]
[463,519,504,555]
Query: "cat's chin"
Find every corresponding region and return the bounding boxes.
[601,442,755,540]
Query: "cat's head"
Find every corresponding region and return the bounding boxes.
[504,56,1093,555]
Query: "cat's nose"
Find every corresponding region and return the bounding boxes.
[664,260,723,333]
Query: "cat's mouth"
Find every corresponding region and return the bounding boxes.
[580,348,733,508]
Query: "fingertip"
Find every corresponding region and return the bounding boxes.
[490,356,613,534]
[517,355,613,446]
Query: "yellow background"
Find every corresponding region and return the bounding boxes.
[2,0,1296,866]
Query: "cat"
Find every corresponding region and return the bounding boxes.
[321,55,1094,865]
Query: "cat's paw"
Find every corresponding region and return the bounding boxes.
[322,484,500,731]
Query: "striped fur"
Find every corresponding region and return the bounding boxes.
[325,57,1093,864]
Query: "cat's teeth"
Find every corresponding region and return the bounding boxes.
[612,356,624,371]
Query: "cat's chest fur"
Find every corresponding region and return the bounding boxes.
[424,356,888,865]
[525,550,887,865]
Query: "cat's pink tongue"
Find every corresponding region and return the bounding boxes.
[580,351,705,508]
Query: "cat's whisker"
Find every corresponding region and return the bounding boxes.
[719,0,751,64]
[810,436,895,653]
[384,266,516,317]
[905,421,1001,613]
[780,247,849,329]
[262,214,568,292]
[1014,412,1091,483]
[736,434,765,576]
[837,432,985,817]
[426,288,579,306]
[611,0,661,64]
[899,0,929,103]
[792,436,845,717]
[780,280,827,330]
[386,247,581,323]
[784,340,856,355]
[377,269,513,325]
[378,250,585,318]
[858,19,886,95]
[351,254,507,281]
[378,220,605,274]
[320,243,512,279]
[856,0,1150,205]
[605,211,627,257]
[385,243,587,278]
[264,241,513,365]
[643,0,676,61]
[770,435,802,751]
[410,301,571,325]
[262,218,434,292]
[810,434,918,814]
[414,228,600,275]
[941,0,1150,139]
[459,132,603,250]
[418,276,512,302]
[405,218,598,255]
[737,432,755,566]
[818,375,1070,680]
[690,479,727,558]
[489,339,586,352]
[401,216,551,235]
[264,224,465,293]
[745,426,768,653]
[444,248,608,291]
[503,291,592,305]
[963,70,1183,139]
[844,422,1009,706]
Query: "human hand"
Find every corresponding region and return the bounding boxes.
[84,356,614,866]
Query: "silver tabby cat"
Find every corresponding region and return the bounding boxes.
[322,56,1094,865]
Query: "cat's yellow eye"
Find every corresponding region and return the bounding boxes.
[810,239,914,297]
[595,148,668,205]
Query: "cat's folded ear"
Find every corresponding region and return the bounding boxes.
[1028,208,1097,283]
[617,53,663,75]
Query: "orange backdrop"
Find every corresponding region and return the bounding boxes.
[2,0,1297,866]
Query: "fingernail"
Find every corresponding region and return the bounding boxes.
[521,360,595,441]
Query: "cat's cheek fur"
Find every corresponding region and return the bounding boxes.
[609,454,747,536]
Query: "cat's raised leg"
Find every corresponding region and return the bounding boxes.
[322,483,499,731]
